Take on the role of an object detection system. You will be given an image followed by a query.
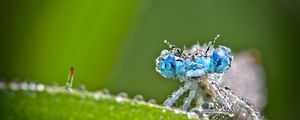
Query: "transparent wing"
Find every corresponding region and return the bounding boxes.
[222,49,267,109]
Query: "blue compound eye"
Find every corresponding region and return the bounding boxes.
[212,46,233,73]
[156,53,177,78]
[175,60,186,76]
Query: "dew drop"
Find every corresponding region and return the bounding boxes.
[29,82,36,91]
[148,99,157,104]
[174,109,181,114]
[229,113,235,117]
[36,84,44,91]
[0,81,6,89]
[164,40,168,43]
[46,84,58,94]
[76,84,87,91]
[161,50,169,56]
[190,107,204,119]
[20,81,29,90]
[100,88,110,95]
[163,40,175,48]
[116,97,125,103]
[187,112,199,119]
[202,102,215,110]
[93,92,102,100]
[117,92,128,98]
[242,112,246,117]
[9,82,19,90]
[202,113,210,120]
[116,92,128,103]
[133,95,144,101]
[209,74,224,85]
[65,86,72,92]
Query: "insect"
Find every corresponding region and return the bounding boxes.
[156,35,264,120]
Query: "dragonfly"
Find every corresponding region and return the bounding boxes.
[155,35,265,120]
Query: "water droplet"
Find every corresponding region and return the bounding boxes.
[36,84,44,91]
[0,81,6,89]
[76,84,87,91]
[164,40,168,43]
[116,97,125,103]
[202,113,210,120]
[208,73,223,83]
[29,82,36,91]
[93,92,102,100]
[148,99,157,104]
[202,102,215,110]
[187,112,199,119]
[116,92,128,103]
[46,84,58,94]
[242,112,246,117]
[117,92,128,98]
[163,40,176,48]
[191,107,201,113]
[9,82,19,90]
[20,81,29,90]
[65,86,72,92]
[229,113,235,117]
[161,50,169,56]
[133,95,144,101]
[100,88,110,95]
[116,96,125,103]
[174,109,181,114]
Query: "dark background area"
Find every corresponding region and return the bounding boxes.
[1,0,300,119]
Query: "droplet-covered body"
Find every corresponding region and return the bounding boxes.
[155,40,264,120]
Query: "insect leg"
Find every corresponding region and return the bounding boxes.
[163,81,192,107]
[182,83,197,111]
[195,92,204,109]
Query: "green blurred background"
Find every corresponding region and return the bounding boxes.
[0,0,299,119]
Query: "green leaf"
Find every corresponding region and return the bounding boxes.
[0,82,195,120]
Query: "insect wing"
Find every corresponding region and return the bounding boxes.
[222,50,267,109]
